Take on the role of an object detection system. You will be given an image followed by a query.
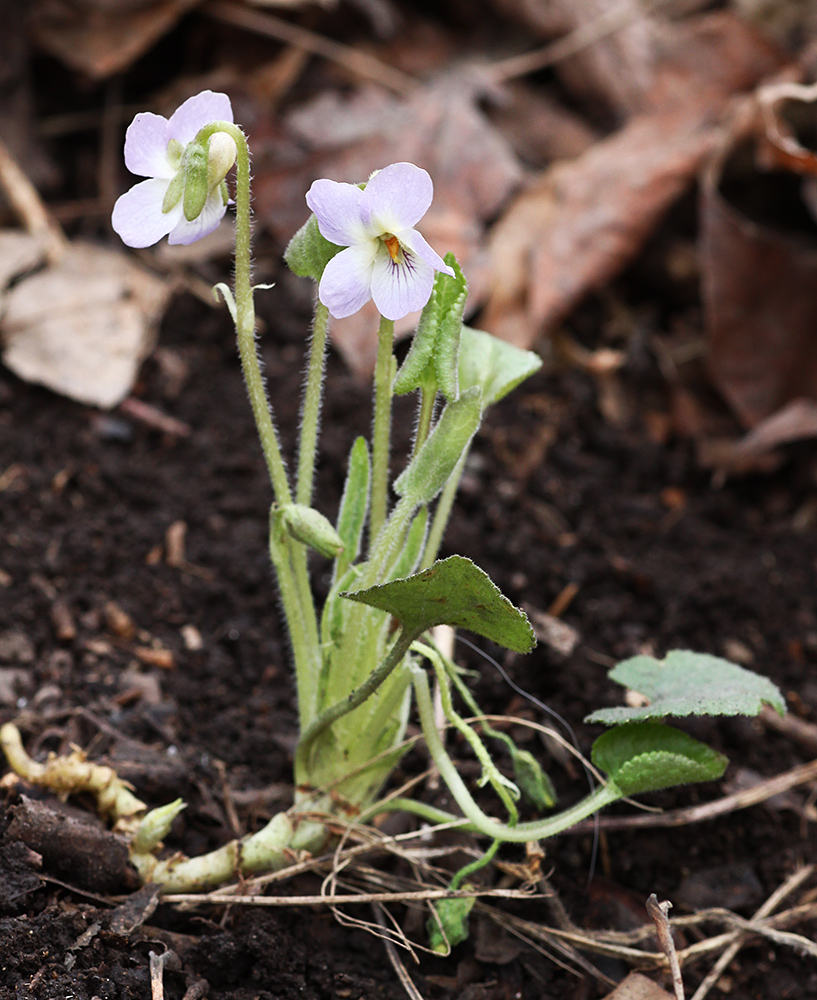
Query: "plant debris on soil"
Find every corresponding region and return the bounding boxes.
[2,1,817,998]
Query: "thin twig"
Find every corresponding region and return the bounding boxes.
[485,0,673,84]
[690,867,816,1000]
[570,758,817,832]
[373,903,426,1000]
[0,135,68,262]
[162,886,531,907]
[204,0,418,94]
[647,895,684,1000]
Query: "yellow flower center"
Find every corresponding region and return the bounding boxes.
[383,234,401,262]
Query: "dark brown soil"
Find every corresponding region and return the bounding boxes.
[2,275,817,999]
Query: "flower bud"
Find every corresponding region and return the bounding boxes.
[281,503,344,559]
[207,131,237,191]
[182,142,209,222]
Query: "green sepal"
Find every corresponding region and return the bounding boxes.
[182,142,209,222]
[162,170,184,214]
[280,503,344,559]
[284,214,343,281]
[393,253,467,400]
[393,387,482,507]
[333,437,370,583]
[458,326,542,408]
[585,650,786,726]
[343,555,535,654]
[427,895,475,954]
[592,721,728,796]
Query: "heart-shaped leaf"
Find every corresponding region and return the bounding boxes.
[592,721,728,796]
[343,555,535,654]
[586,650,785,725]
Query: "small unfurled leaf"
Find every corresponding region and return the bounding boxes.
[393,254,467,400]
[281,503,344,558]
[592,721,728,796]
[284,214,342,280]
[585,650,785,725]
[427,895,475,954]
[459,325,542,407]
[393,387,482,507]
[333,437,370,582]
[343,555,535,654]
[510,747,557,810]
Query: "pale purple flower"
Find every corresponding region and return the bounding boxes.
[306,162,455,321]
[112,90,234,248]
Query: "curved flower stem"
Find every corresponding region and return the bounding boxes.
[296,300,330,507]
[197,122,290,507]
[412,666,622,842]
[197,122,320,714]
[369,316,395,548]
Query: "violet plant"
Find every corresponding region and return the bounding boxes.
[2,91,786,944]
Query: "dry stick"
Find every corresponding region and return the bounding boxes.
[162,886,530,907]
[0,135,68,263]
[570,757,817,832]
[647,895,684,1000]
[373,903,426,1000]
[149,951,167,1000]
[204,0,418,95]
[485,0,674,84]
[760,704,817,754]
[689,866,815,1000]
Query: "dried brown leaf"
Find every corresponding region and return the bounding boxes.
[1,241,170,408]
[31,0,202,79]
[483,13,782,350]
[701,159,817,428]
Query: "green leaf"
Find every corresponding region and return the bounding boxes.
[393,254,467,400]
[387,508,428,581]
[284,214,343,280]
[427,895,475,954]
[585,650,786,725]
[333,437,370,582]
[510,747,557,810]
[458,326,542,407]
[592,721,728,796]
[393,387,482,507]
[343,555,535,654]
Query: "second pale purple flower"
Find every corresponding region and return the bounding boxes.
[305,162,454,322]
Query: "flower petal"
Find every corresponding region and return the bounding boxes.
[362,163,433,234]
[168,188,228,245]
[123,112,173,179]
[168,90,234,147]
[318,243,377,318]
[370,243,435,321]
[396,228,455,276]
[111,178,181,248]
[306,179,367,246]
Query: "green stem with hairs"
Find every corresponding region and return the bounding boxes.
[412,666,621,842]
[296,301,330,507]
[197,122,320,720]
[369,316,395,547]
